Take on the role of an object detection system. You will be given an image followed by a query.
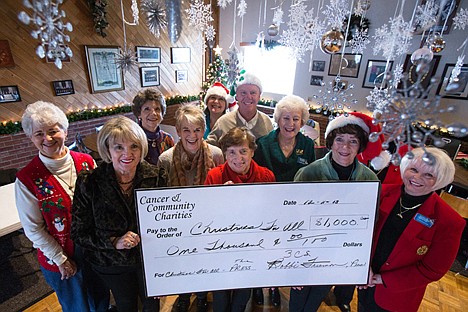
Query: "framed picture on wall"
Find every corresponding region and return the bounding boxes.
[52,80,75,96]
[310,75,324,86]
[362,60,394,89]
[171,47,191,63]
[85,45,124,93]
[413,0,461,34]
[140,67,160,87]
[328,53,362,78]
[0,85,21,103]
[136,46,161,63]
[176,70,188,83]
[312,60,326,72]
[0,40,15,68]
[437,63,468,99]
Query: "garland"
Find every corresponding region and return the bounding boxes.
[87,0,109,37]
[0,95,199,135]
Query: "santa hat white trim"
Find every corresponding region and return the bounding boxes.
[237,73,263,94]
[324,115,370,139]
[369,150,392,170]
[204,85,229,104]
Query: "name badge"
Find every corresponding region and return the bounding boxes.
[414,213,434,228]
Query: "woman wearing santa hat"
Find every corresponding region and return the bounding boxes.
[292,112,379,312]
[203,82,235,139]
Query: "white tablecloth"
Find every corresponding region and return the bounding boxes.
[0,183,21,237]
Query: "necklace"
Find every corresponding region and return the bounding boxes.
[397,198,422,219]
[55,159,75,192]
[347,163,355,181]
[119,183,133,197]
[118,177,135,185]
[148,138,158,148]
[408,64,429,85]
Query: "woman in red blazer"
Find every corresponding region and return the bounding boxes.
[205,127,275,312]
[358,147,465,311]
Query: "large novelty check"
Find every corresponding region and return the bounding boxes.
[135,181,380,296]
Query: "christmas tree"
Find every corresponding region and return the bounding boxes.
[203,47,228,92]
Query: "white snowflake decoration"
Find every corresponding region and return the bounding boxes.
[204,24,216,42]
[371,66,466,166]
[354,0,366,17]
[18,0,73,69]
[226,46,241,88]
[350,29,370,54]
[392,63,404,88]
[313,76,358,117]
[185,0,213,32]
[217,0,232,9]
[237,0,247,18]
[366,87,391,114]
[115,46,138,72]
[124,0,140,26]
[141,0,167,38]
[453,7,468,30]
[322,0,351,30]
[273,7,284,26]
[279,1,325,62]
[413,0,439,32]
[449,54,465,84]
[373,16,414,60]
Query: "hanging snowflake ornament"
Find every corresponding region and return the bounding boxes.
[350,29,370,54]
[448,54,465,86]
[226,46,241,88]
[205,24,216,42]
[141,0,167,38]
[186,0,213,32]
[413,0,439,32]
[114,46,138,72]
[366,87,391,115]
[123,0,139,25]
[373,16,413,60]
[392,63,404,88]
[237,0,247,18]
[217,0,233,9]
[272,6,284,26]
[279,1,325,62]
[453,7,468,30]
[322,0,351,30]
[370,60,466,166]
[312,76,358,117]
[354,0,370,17]
[18,0,73,69]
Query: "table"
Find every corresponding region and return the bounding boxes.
[0,183,21,237]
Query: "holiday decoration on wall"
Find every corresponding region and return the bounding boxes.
[141,0,167,38]
[166,0,182,43]
[18,0,73,69]
[87,0,109,37]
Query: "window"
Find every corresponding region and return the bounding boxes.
[242,45,296,95]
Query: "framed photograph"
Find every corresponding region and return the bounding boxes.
[140,67,160,87]
[402,54,441,89]
[171,47,191,64]
[136,46,161,63]
[84,45,124,93]
[328,54,362,78]
[0,85,21,103]
[176,70,188,83]
[310,75,324,86]
[414,0,461,34]
[52,80,75,96]
[362,60,394,89]
[0,40,15,68]
[437,63,468,99]
[312,60,326,72]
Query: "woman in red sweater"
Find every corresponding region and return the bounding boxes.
[205,126,275,312]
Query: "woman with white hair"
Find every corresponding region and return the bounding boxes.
[15,101,96,311]
[358,147,465,311]
[254,94,316,182]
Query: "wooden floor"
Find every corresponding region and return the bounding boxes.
[24,271,468,312]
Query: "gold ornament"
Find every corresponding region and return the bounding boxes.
[428,34,446,53]
[416,245,428,256]
[320,29,344,54]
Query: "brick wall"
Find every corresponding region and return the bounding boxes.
[0,112,134,170]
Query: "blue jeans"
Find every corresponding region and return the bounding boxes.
[40,266,89,312]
